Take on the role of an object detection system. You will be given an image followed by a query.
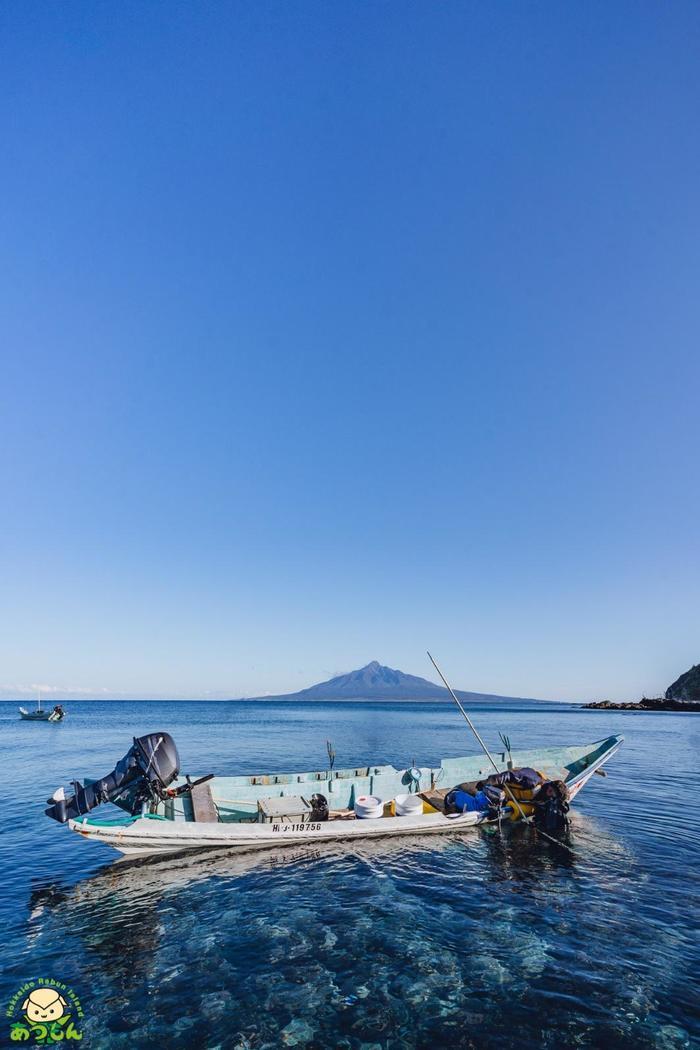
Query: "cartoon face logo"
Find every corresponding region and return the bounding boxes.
[7,978,85,1045]
[22,987,68,1024]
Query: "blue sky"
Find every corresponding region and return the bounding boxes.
[1,3,699,701]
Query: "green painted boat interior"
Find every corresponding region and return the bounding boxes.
[77,815,138,828]
[77,813,167,828]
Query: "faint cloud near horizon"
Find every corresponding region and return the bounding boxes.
[0,683,245,700]
[0,682,114,699]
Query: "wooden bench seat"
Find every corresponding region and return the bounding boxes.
[190,781,219,823]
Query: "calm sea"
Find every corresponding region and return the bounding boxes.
[0,699,697,1049]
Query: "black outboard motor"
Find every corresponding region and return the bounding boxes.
[46,732,180,823]
[532,780,571,834]
[309,793,329,822]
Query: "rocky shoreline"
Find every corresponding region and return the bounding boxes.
[583,697,700,712]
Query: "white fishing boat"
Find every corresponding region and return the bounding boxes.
[46,730,623,857]
[19,698,66,721]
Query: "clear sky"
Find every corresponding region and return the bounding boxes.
[1,3,699,702]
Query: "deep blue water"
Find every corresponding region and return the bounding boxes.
[0,699,698,1049]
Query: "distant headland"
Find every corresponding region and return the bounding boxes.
[239,661,542,704]
[583,662,700,712]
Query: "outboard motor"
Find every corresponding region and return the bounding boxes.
[532,780,571,834]
[309,793,329,822]
[46,732,180,823]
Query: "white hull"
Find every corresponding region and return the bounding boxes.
[66,736,620,857]
[20,707,64,721]
[70,808,488,855]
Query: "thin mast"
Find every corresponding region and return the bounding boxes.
[427,651,529,820]
[427,651,576,854]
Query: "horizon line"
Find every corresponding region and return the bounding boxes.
[1,695,579,704]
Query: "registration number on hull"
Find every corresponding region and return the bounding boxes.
[271,823,322,833]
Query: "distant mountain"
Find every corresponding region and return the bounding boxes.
[666,663,700,703]
[242,661,538,703]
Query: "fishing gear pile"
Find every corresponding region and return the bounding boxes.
[443,766,571,833]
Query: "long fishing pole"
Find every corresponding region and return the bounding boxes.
[427,651,529,820]
[427,651,575,855]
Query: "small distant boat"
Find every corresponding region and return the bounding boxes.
[45,731,623,856]
[19,699,66,722]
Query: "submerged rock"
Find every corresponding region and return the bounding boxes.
[655,1024,691,1049]
[280,1018,316,1045]
[199,990,234,1020]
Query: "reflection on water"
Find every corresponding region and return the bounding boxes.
[16,821,696,1049]
[1,700,698,1048]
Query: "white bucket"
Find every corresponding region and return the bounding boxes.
[354,794,384,819]
[394,792,423,817]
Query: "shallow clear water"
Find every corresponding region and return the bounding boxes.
[1,699,698,1049]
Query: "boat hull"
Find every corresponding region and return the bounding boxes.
[66,734,622,856]
[70,808,489,855]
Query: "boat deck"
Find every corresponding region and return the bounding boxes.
[153,736,619,825]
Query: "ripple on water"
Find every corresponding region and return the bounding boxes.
[1,700,698,1048]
